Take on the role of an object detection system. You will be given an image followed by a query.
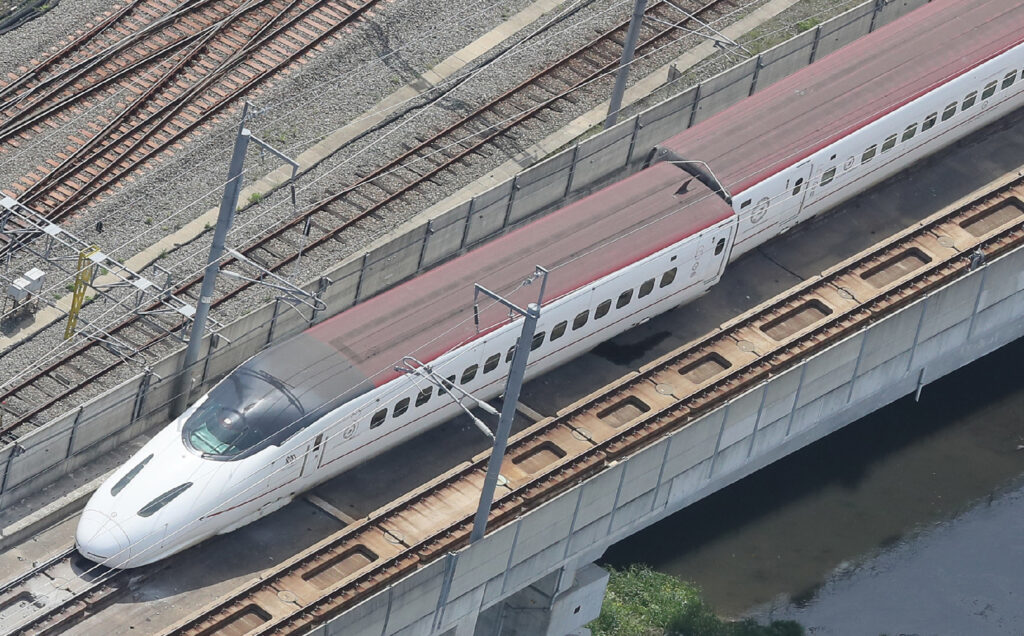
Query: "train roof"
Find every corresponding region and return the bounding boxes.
[306,162,733,386]
[661,0,1024,195]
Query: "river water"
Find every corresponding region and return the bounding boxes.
[600,336,1024,633]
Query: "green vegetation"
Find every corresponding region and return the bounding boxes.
[795,18,821,33]
[248,192,263,205]
[590,566,803,636]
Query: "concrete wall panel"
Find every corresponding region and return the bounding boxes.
[6,419,74,488]
[324,589,389,636]
[319,256,364,316]
[385,559,445,634]
[572,120,637,191]
[751,417,787,456]
[572,463,623,529]
[973,290,1024,337]
[978,249,1024,310]
[567,516,610,557]
[462,195,505,249]
[813,3,874,59]
[616,442,666,505]
[504,540,568,595]
[511,489,578,565]
[797,334,863,406]
[874,0,928,28]
[665,460,711,507]
[859,302,922,370]
[463,179,513,242]
[918,275,982,341]
[760,367,801,425]
[422,208,469,268]
[359,225,429,301]
[755,28,816,89]
[449,522,518,600]
[712,433,752,478]
[660,410,721,481]
[72,377,141,453]
[913,322,971,371]
[610,491,655,534]
[719,386,764,449]
[692,57,758,125]
[508,152,574,225]
[634,89,695,158]
[850,349,912,404]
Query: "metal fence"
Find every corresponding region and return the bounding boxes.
[0,0,929,509]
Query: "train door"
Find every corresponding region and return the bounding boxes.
[779,160,813,232]
[299,432,326,478]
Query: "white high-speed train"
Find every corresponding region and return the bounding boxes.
[77,0,1024,568]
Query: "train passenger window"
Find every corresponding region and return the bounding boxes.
[370,409,387,428]
[461,365,478,384]
[531,332,545,351]
[962,91,977,110]
[941,102,957,121]
[820,167,836,186]
[660,268,677,287]
[595,299,612,319]
[982,81,997,100]
[393,398,410,418]
[415,387,432,406]
[740,199,751,209]
[551,321,567,341]
[921,112,937,132]
[881,134,897,153]
[616,290,633,309]
[791,178,804,196]
[438,375,455,396]
[572,310,589,330]
[861,144,877,163]
[483,353,500,374]
[639,278,655,298]
[901,124,917,142]
[506,345,517,362]
[715,238,726,255]
[1002,71,1016,90]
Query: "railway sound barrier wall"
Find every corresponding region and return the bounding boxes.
[314,237,1024,636]
[0,0,928,510]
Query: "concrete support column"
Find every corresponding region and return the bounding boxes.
[475,563,608,636]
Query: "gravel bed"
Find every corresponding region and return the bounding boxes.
[2,0,869,434]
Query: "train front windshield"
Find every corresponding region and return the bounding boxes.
[182,368,305,459]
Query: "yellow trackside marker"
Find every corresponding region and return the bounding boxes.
[64,245,99,340]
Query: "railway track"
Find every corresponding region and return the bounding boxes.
[0,544,138,636]
[0,0,741,437]
[0,0,381,222]
[161,170,1024,635]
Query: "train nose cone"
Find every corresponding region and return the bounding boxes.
[76,509,131,566]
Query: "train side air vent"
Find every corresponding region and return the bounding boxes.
[959,198,1024,237]
[111,454,153,496]
[302,545,379,589]
[597,396,651,428]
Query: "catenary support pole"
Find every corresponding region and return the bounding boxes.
[471,302,541,543]
[173,125,251,415]
[605,0,647,129]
